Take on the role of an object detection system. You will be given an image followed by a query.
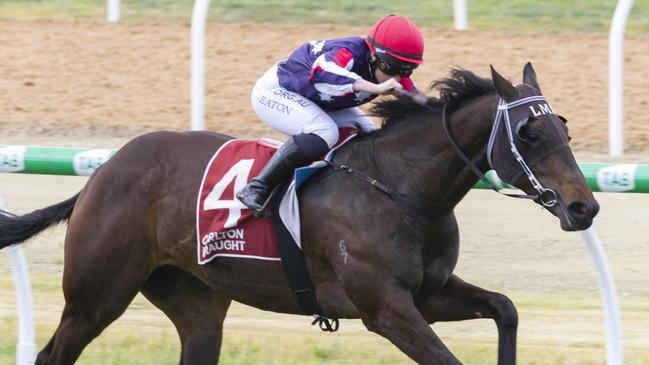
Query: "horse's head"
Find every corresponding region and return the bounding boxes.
[488,63,599,231]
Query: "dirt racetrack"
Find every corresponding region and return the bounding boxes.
[1,19,649,155]
[1,19,649,364]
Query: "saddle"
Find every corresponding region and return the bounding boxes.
[195,129,357,330]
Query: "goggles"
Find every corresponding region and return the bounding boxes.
[375,53,417,77]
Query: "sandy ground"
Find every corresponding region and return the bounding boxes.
[1,20,649,156]
[1,19,649,363]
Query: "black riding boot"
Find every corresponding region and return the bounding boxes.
[237,134,327,216]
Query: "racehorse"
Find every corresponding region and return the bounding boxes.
[0,63,598,365]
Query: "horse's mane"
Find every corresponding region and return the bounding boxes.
[370,68,495,128]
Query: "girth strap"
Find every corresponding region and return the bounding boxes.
[270,179,339,332]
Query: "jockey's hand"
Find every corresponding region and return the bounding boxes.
[375,78,403,95]
[352,78,403,95]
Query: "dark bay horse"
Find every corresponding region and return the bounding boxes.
[0,63,598,364]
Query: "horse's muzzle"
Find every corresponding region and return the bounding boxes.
[562,200,600,231]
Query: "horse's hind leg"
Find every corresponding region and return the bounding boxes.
[37,214,155,364]
[141,266,231,365]
[37,262,150,365]
[415,274,518,365]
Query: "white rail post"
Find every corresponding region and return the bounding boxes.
[107,0,121,22]
[191,0,211,131]
[581,226,623,365]
[453,0,468,31]
[1,197,37,365]
[608,0,634,157]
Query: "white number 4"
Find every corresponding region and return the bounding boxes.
[203,159,255,228]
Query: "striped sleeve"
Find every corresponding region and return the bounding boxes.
[309,48,362,97]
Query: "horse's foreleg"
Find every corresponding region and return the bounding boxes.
[343,277,463,364]
[141,266,231,365]
[415,274,518,365]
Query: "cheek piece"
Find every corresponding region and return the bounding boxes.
[487,95,571,208]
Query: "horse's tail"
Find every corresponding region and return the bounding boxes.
[0,193,79,249]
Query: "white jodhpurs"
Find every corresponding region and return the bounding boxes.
[251,64,378,148]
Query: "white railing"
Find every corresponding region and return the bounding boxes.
[581,227,623,365]
[191,0,211,131]
[453,0,468,30]
[608,0,635,157]
[1,197,36,365]
[107,0,120,22]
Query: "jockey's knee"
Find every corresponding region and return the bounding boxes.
[294,133,330,160]
[304,128,338,149]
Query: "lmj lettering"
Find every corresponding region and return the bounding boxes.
[529,103,556,117]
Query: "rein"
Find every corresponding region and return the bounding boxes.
[323,160,440,220]
[399,89,561,207]
[439,102,541,203]
[325,88,564,220]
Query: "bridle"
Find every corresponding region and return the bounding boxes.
[486,96,558,207]
[402,89,567,208]
[435,89,578,230]
[324,88,569,221]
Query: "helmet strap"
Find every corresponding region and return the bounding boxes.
[368,54,379,82]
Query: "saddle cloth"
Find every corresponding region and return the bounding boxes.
[196,128,358,265]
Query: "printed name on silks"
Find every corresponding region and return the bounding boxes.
[201,228,247,256]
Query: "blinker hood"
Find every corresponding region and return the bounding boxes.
[487,88,570,185]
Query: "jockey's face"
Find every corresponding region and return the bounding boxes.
[375,67,401,83]
[371,54,402,83]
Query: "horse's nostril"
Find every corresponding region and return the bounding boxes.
[592,202,600,217]
[568,202,592,220]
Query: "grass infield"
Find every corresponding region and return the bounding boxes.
[0,0,648,34]
[2,275,649,364]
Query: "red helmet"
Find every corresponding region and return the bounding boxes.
[366,15,424,65]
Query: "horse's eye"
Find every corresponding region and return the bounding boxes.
[517,123,541,143]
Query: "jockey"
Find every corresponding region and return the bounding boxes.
[237,15,425,215]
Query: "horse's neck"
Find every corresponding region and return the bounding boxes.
[371,95,498,211]
[440,95,499,207]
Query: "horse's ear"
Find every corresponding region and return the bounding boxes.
[523,62,541,92]
[490,65,519,102]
